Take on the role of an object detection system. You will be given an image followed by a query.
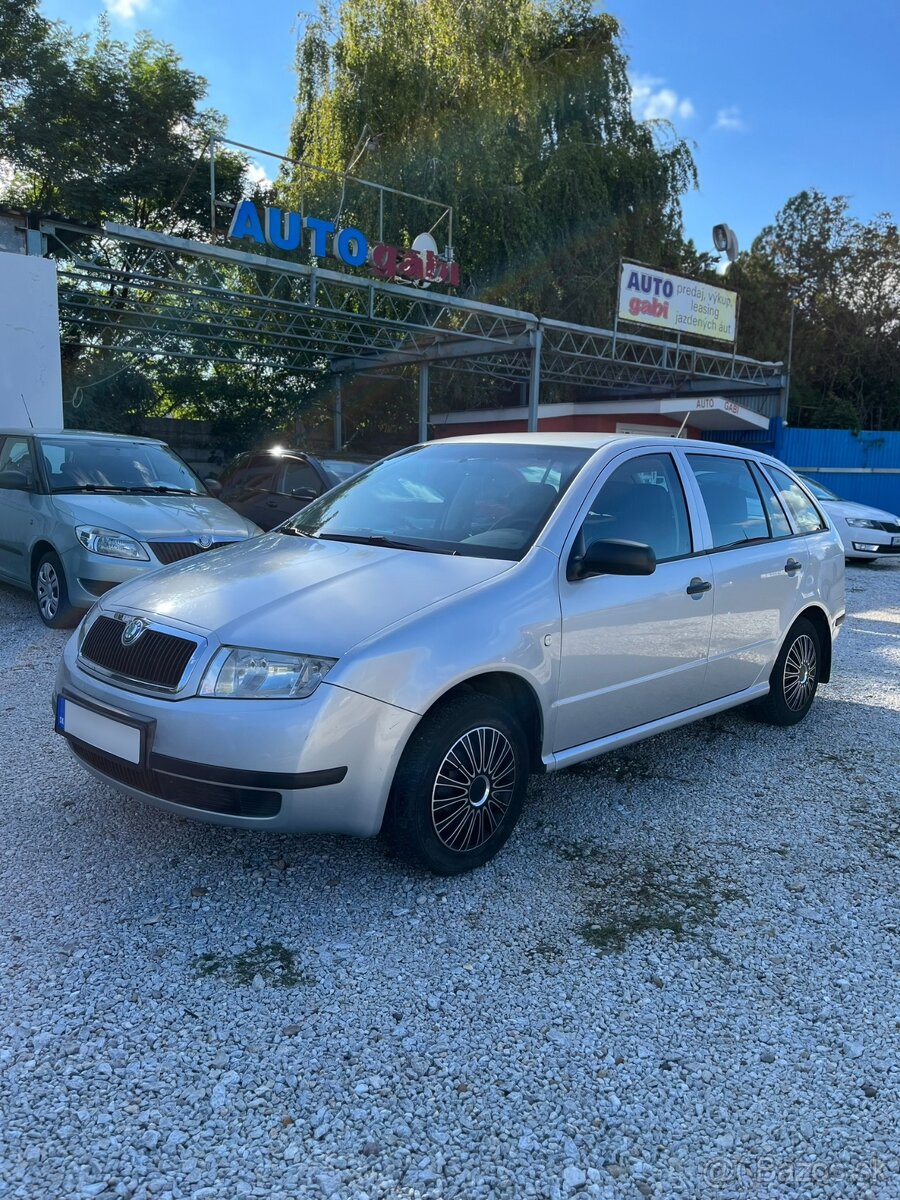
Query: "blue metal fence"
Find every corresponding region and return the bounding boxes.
[704,424,900,512]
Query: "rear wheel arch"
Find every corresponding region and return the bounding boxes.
[795,605,832,683]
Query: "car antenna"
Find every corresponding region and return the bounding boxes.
[21,394,34,429]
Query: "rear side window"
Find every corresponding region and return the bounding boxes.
[220,455,278,500]
[767,467,828,533]
[686,454,770,549]
[581,453,692,562]
[750,463,792,537]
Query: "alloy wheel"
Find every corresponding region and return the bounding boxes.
[783,633,817,711]
[431,726,516,853]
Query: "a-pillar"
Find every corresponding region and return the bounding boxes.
[418,363,430,444]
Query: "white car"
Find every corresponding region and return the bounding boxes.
[799,476,900,563]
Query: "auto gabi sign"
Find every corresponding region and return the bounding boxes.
[617,262,737,344]
[227,199,460,288]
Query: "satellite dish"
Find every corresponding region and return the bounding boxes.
[410,232,439,288]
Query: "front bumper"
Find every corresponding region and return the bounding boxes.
[61,543,159,609]
[54,637,418,837]
[846,539,900,558]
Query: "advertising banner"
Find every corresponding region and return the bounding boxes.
[618,262,737,343]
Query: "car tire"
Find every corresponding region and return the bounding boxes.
[34,550,80,629]
[382,691,529,875]
[753,618,822,727]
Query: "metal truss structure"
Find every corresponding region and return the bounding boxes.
[40,218,784,438]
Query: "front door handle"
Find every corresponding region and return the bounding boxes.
[686,577,712,595]
[784,558,802,574]
[265,499,279,507]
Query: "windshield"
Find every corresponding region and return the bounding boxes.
[800,475,841,502]
[39,437,206,495]
[283,442,592,559]
[319,457,372,484]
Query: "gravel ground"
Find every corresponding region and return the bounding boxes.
[1,562,898,1200]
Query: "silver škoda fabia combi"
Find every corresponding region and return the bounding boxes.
[55,434,846,875]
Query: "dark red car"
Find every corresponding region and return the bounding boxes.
[214,449,374,531]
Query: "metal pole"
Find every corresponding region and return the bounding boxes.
[334,377,343,451]
[527,325,542,432]
[418,363,430,444]
[784,292,798,423]
[209,138,217,241]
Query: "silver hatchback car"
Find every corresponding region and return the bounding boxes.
[54,434,845,874]
[0,429,260,626]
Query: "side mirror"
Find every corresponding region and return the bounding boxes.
[204,477,222,496]
[291,487,319,502]
[0,469,29,491]
[574,538,657,579]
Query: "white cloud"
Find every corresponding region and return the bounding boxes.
[104,0,150,19]
[246,161,274,190]
[714,106,747,132]
[631,74,695,123]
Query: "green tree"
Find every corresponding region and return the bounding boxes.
[737,191,900,430]
[285,0,700,325]
[1,7,247,234]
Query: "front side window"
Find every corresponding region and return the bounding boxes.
[686,454,771,549]
[578,453,692,563]
[278,459,321,497]
[283,442,592,560]
[767,466,828,534]
[0,437,35,488]
[39,438,204,495]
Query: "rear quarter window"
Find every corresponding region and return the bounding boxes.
[767,466,828,534]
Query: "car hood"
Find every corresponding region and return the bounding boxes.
[100,532,515,657]
[819,498,899,524]
[52,493,261,539]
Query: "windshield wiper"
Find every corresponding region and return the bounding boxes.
[316,532,456,554]
[279,526,318,538]
[52,484,200,495]
[123,486,200,495]
[52,484,131,494]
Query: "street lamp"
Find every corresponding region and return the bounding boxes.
[784,284,802,423]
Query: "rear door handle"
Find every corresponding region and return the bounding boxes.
[265,499,279,507]
[686,578,712,595]
[784,558,802,574]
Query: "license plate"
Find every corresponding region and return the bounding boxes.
[56,696,143,765]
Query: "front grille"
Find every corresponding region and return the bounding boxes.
[81,615,197,690]
[149,540,234,565]
[876,521,900,534]
[70,740,281,818]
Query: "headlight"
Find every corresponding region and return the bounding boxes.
[199,647,336,699]
[845,518,879,529]
[76,526,149,561]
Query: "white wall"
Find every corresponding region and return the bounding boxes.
[0,253,63,429]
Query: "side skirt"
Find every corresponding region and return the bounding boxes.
[545,683,770,772]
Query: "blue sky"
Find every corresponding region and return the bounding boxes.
[39,0,900,258]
